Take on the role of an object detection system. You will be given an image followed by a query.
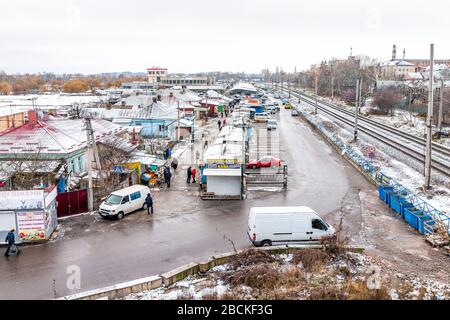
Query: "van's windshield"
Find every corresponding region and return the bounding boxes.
[105,194,122,205]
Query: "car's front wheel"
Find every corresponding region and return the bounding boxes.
[260,240,272,247]
[117,212,124,220]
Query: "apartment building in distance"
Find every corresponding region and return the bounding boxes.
[147,67,215,87]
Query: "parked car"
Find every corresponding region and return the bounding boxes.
[99,185,151,220]
[291,109,299,116]
[267,119,277,130]
[254,112,270,122]
[247,156,281,169]
[247,207,336,247]
[284,103,293,109]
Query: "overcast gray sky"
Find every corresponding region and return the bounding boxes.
[1,0,449,74]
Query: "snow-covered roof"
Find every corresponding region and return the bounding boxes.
[206,90,233,102]
[405,72,423,80]
[0,118,125,155]
[380,59,415,67]
[114,94,154,108]
[228,82,258,93]
[83,101,178,120]
[0,94,104,109]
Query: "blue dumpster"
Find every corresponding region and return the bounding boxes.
[404,207,420,227]
[390,194,406,214]
[418,215,434,235]
[385,189,396,206]
[378,186,394,204]
[400,202,414,219]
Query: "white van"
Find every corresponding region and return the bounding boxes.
[247,207,335,247]
[99,185,151,220]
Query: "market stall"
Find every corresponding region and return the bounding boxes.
[0,185,58,243]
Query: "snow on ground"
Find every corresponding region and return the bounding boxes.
[296,103,450,215]
[123,251,450,300]
[302,92,450,148]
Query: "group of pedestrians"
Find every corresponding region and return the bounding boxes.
[186,166,197,184]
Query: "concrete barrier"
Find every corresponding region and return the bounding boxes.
[161,262,199,286]
[59,275,162,300]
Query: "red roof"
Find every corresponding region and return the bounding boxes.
[147,67,167,70]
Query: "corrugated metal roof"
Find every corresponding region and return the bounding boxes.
[0,118,124,155]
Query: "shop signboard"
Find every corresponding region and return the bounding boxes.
[16,211,46,241]
[0,190,45,210]
[205,159,241,169]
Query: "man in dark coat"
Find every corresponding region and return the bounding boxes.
[145,193,154,215]
[164,166,172,188]
[4,229,17,257]
[171,158,178,170]
[187,166,192,183]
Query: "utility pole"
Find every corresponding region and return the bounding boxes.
[424,44,434,190]
[288,75,291,98]
[331,76,334,101]
[438,79,444,135]
[177,101,180,142]
[85,117,94,212]
[315,73,318,96]
[354,78,360,141]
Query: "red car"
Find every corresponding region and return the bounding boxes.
[247,156,281,169]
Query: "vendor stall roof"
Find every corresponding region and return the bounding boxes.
[203,168,242,177]
[128,152,166,166]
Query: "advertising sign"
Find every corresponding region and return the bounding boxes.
[205,159,241,169]
[44,186,57,208]
[16,211,46,241]
[0,190,44,210]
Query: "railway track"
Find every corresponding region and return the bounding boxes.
[276,87,450,178]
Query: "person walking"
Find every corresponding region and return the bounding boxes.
[217,120,221,130]
[187,166,192,183]
[4,229,18,257]
[164,166,172,188]
[191,167,197,183]
[145,193,154,215]
[171,158,178,170]
[222,118,227,127]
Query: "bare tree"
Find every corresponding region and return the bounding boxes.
[373,89,404,116]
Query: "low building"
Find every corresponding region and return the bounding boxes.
[147,67,215,87]
[227,82,259,96]
[380,60,416,80]
[0,114,131,186]
[201,126,246,199]
[120,81,156,91]
[0,108,26,132]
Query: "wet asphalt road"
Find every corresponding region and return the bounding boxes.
[0,108,371,299]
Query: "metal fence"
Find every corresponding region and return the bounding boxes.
[298,107,449,237]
